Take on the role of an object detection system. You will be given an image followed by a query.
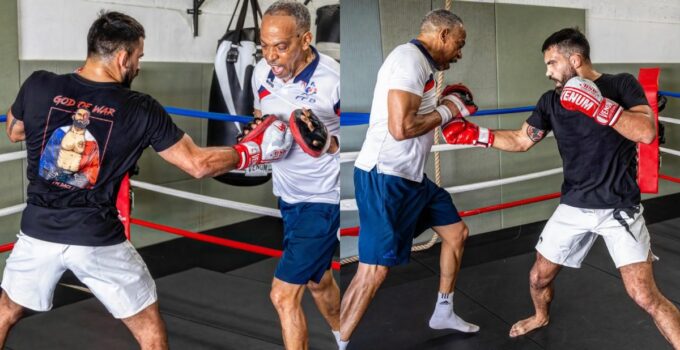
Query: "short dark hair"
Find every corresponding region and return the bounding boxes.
[264,1,311,33]
[541,27,590,61]
[87,11,145,58]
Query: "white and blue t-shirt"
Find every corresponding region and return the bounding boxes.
[355,39,439,183]
[252,47,341,204]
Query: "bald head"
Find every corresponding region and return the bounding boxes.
[420,9,463,34]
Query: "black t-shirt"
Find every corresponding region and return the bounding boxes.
[11,71,184,245]
[526,73,649,209]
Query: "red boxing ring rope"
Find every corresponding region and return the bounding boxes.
[131,218,341,271]
[340,191,561,237]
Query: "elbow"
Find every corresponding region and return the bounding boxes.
[388,125,408,141]
[186,159,209,179]
[638,122,656,145]
[189,169,205,179]
[189,166,209,179]
[7,133,21,143]
[516,137,533,152]
[637,114,657,144]
[639,130,656,145]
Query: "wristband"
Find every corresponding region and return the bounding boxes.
[435,105,453,126]
[441,94,470,117]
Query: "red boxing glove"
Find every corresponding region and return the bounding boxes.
[233,115,292,169]
[560,76,623,126]
[442,118,494,148]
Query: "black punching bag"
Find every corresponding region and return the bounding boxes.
[314,4,339,61]
[208,0,270,186]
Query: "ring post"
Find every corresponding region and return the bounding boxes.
[638,67,660,194]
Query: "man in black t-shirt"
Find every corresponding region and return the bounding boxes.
[1,11,290,349]
[442,28,680,346]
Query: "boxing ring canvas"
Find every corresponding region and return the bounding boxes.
[340,214,680,350]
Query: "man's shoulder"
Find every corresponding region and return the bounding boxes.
[597,72,639,89]
[316,53,339,78]
[538,89,558,104]
[23,70,60,86]
[386,42,421,61]
[120,90,163,116]
[605,72,636,82]
[120,88,150,102]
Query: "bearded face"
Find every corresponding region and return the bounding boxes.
[543,46,578,93]
[73,109,91,129]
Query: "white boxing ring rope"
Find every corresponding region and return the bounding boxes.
[0,137,678,219]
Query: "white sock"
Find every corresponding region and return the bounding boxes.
[429,292,480,333]
[338,339,349,350]
[332,330,341,343]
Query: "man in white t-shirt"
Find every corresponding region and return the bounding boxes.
[339,9,480,348]
[250,2,341,349]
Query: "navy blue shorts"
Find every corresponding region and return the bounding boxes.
[355,167,462,266]
[275,199,339,284]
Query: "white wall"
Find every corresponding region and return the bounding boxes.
[18,0,337,63]
[463,0,680,63]
[18,0,680,63]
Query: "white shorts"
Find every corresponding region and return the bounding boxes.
[1,232,157,319]
[536,204,655,268]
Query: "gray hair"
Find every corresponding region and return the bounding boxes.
[420,9,463,33]
[265,1,311,33]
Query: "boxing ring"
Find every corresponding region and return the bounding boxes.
[337,87,680,349]
[0,81,678,348]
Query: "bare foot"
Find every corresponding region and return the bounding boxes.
[509,315,549,337]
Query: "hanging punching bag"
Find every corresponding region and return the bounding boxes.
[314,4,340,62]
[208,0,270,186]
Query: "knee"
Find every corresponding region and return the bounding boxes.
[459,225,470,241]
[628,288,662,314]
[270,286,295,310]
[0,297,23,326]
[354,266,388,289]
[529,269,549,290]
[308,275,338,296]
[0,308,22,326]
[446,224,469,244]
[307,280,326,295]
[371,267,389,285]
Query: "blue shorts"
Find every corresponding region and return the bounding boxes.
[355,167,462,266]
[275,199,339,284]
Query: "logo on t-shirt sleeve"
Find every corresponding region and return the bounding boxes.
[423,74,435,93]
[39,108,101,189]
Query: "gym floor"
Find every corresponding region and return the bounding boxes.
[340,217,680,350]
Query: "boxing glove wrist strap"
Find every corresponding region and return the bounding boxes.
[435,105,453,126]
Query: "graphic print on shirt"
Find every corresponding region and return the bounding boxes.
[39,105,112,190]
[295,81,318,103]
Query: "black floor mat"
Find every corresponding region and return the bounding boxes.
[7,265,335,350]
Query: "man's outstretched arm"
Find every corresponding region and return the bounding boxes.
[492,122,544,152]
